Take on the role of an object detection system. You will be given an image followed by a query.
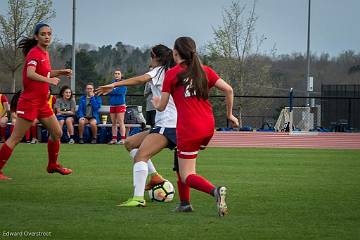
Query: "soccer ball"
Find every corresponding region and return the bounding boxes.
[148,180,175,202]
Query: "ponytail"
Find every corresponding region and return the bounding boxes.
[18,23,50,56]
[174,37,208,100]
[18,37,38,56]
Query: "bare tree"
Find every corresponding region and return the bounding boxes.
[207,0,275,127]
[0,0,55,92]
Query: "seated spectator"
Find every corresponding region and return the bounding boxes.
[9,91,31,143]
[144,81,156,127]
[0,92,10,143]
[55,86,76,144]
[77,83,102,144]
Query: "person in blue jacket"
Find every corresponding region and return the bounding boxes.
[77,83,102,144]
[108,70,127,144]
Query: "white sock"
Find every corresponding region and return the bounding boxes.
[133,161,148,198]
[129,149,138,159]
[147,160,157,175]
[129,148,157,175]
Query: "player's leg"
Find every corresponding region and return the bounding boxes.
[124,130,150,152]
[118,133,168,207]
[178,153,227,216]
[117,111,126,144]
[39,115,72,175]
[109,112,117,144]
[0,117,32,180]
[173,149,192,212]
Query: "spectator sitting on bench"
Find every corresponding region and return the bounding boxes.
[0,92,10,143]
[55,85,76,144]
[77,83,102,144]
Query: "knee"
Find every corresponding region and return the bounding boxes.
[124,139,134,152]
[79,119,85,126]
[53,128,63,139]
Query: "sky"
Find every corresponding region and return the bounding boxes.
[1,0,360,56]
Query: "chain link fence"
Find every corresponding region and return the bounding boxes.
[2,92,359,132]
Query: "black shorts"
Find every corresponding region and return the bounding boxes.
[149,127,176,150]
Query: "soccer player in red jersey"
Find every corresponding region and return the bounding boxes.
[152,37,239,216]
[0,23,72,180]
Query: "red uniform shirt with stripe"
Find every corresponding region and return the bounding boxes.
[162,64,220,158]
[17,46,54,121]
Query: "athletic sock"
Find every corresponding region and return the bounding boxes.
[47,139,60,166]
[112,135,117,140]
[129,148,157,175]
[185,174,215,195]
[0,126,6,139]
[121,135,126,140]
[176,172,190,205]
[133,161,148,197]
[31,125,37,139]
[0,143,13,170]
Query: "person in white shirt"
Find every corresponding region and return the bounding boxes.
[96,44,178,207]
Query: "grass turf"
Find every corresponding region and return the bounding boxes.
[0,144,359,240]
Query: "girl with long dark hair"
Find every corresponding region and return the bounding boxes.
[0,23,73,180]
[153,36,239,216]
[96,44,177,207]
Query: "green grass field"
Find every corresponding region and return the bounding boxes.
[0,144,359,240]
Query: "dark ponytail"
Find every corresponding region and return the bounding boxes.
[174,37,208,100]
[18,37,38,56]
[18,23,50,56]
[151,44,175,71]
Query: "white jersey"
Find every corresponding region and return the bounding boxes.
[146,66,177,128]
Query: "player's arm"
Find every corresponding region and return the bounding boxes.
[27,66,60,86]
[214,79,239,128]
[50,69,72,78]
[95,74,151,95]
[152,92,170,112]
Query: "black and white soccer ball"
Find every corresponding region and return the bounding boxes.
[148,180,175,202]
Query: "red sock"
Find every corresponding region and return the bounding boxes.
[185,174,215,195]
[176,172,190,203]
[25,129,30,141]
[0,143,13,170]
[47,139,60,166]
[31,125,37,139]
[112,135,117,140]
[121,136,126,140]
[0,126,6,139]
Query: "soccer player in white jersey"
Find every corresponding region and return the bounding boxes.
[96,44,180,207]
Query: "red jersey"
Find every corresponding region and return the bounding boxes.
[20,46,51,106]
[162,64,220,141]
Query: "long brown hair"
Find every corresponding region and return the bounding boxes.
[174,37,208,100]
[18,23,50,56]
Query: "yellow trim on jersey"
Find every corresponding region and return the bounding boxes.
[0,94,6,117]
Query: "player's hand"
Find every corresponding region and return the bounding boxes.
[62,69,72,78]
[228,114,239,128]
[49,77,60,86]
[95,84,114,96]
[151,96,161,109]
